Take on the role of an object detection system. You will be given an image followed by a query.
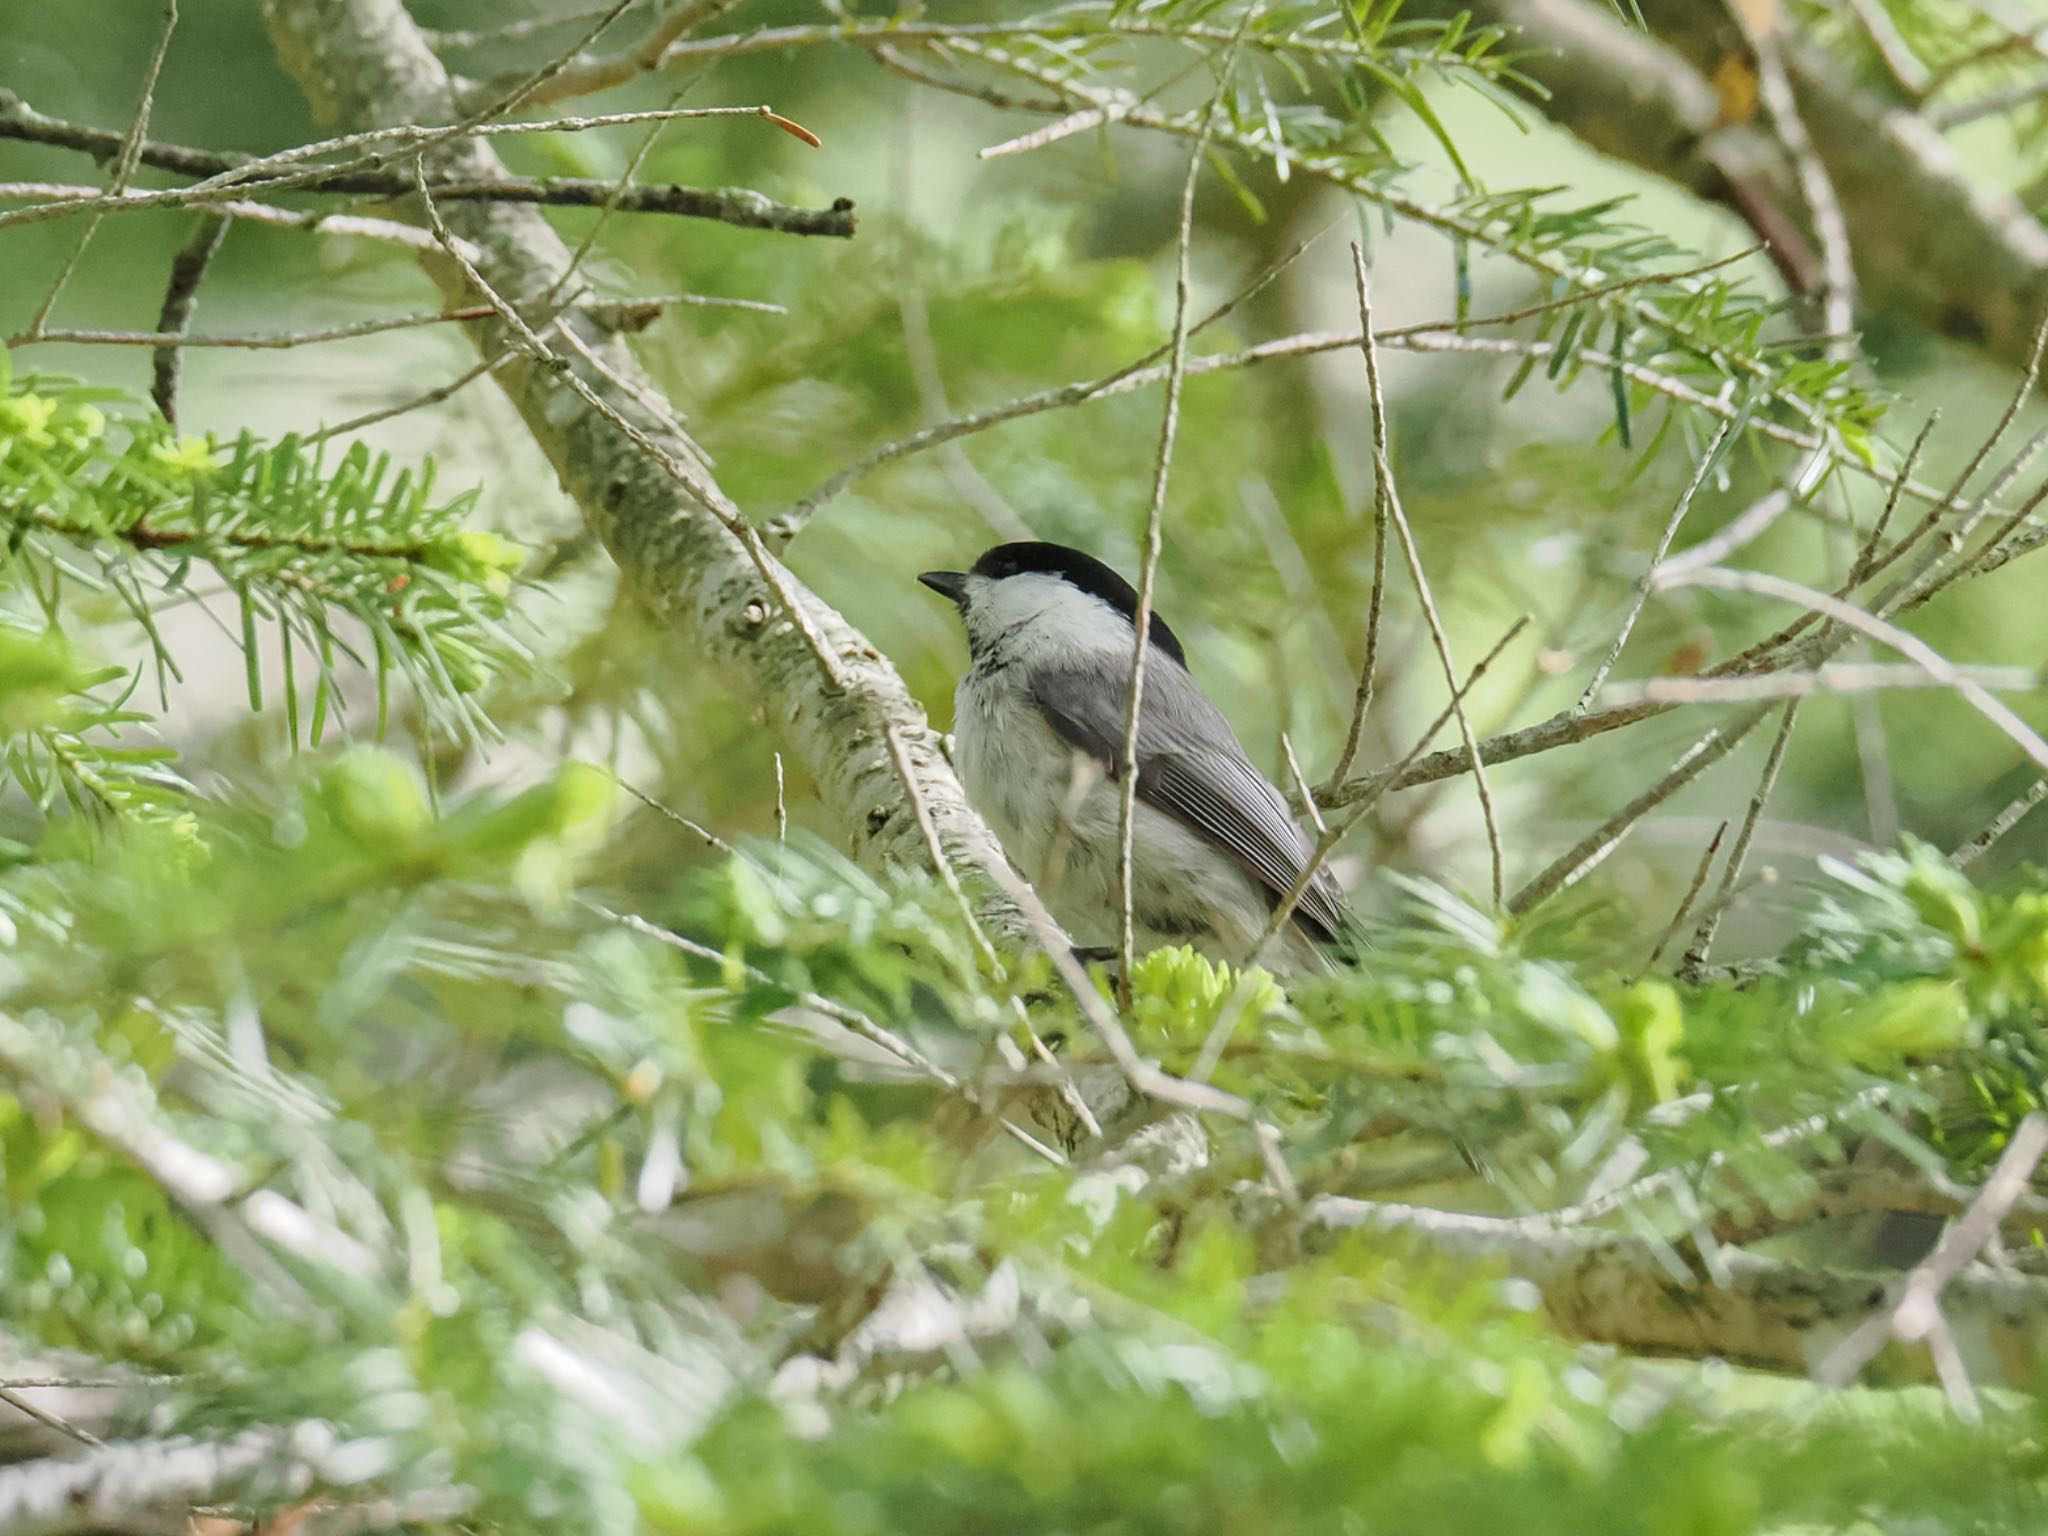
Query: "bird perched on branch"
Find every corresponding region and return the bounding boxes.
[920,541,1355,968]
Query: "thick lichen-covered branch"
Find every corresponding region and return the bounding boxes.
[1403,0,2048,369]
[257,0,1019,924]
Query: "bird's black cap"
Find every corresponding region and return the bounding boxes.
[943,541,1187,665]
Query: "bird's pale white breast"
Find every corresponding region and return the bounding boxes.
[949,571,1297,956]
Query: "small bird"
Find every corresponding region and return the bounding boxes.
[920,541,1354,967]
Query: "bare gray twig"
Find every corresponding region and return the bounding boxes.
[19,0,181,342]
[1350,250,1506,908]
[1641,820,1726,976]
[1114,48,1232,1007]
[1597,662,2041,706]
[0,1388,104,1451]
[1321,246,1393,796]
[1680,700,1799,978]
[1661,567,2048,777]
[150,213,230,427]
[0,98,847,237]
[1577,412,1737,710]
[1507,704,1777,918]
[1952,777,2048,868]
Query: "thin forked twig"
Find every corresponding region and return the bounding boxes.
[1814,1113,2048,1420]
[1680,700,1799,978]
[1911,468,2048,614]
[1703,408,1945,678]
[1859,312,2048,587]
[1352,249,1506,908]
[1576,412,1738,711]
[19,0,180,342]
[1640,821,1726,976]
[1321,246,1393,795]
[0,82,845,231]
[1660,567,2048,777]
[1318,508,2022,809]
[1952,777,2048,868]
[0,104,831,237]
[0,169,852,239]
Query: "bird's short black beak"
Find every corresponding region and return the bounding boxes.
[918,570,968,605]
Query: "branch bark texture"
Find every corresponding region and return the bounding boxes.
[1408,0,2048,369]
[257,0,1018,922]
[1310,1196,2048,1383]
[0,1429,299,1536]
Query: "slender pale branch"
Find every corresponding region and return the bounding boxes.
[1321,248,1393,796]
[1114,48,1229,1005]
[1506,703,1776,917]
[1352,250,1507,908]
[1309,1191,2048,1380]
[1576,412,1737,710]
[1659,567,2048,777]
[1681,700,1799,977]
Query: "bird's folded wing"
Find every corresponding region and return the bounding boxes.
[1029,662,1350,944]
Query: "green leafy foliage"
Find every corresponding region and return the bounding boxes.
[0,618,188,826]
[5,791,2048,1529]
[0,363,529,780]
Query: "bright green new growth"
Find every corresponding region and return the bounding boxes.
[0,364,529,823]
